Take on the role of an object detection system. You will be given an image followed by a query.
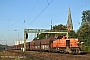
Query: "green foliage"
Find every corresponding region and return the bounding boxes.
[87,46,90,52]
[80,44,90,52]
[53,24,67,31]
[33,37,38,40]
[68,30,78,38]
[77,10,90,48]
[33,24,78,40]
[15,58,21,60]
[52,24,68,37]
[77,22,90,46]
[81,10,90,25]
[80,44,86,51]
[33,24,67,40]
[33,32,49,41]
[52,24,78,38]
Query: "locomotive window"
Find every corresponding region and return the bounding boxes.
[66,40,70,47]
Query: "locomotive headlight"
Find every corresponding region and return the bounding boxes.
[81,42,84,44]
[58,48,59,49]
[77,42,79,44]
[75,39,78,40]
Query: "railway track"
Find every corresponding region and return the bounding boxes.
[0,50,90,60]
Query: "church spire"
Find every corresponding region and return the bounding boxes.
[66,7,73,31]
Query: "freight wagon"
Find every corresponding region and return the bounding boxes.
[26,42,30,50]
[30,41,35,51]
[40,37,54,52]
[34,40,41,51]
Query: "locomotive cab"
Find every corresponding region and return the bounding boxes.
[52,36,81,54]
[65,39,81,54]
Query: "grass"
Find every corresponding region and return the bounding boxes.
[80,45,90,52]
[15,58,21,60]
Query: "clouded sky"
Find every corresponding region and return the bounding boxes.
[0,0,90,45]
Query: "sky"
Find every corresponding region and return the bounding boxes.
[0,0,90,46]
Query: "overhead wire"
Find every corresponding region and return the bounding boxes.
[22,0,39,25]
[24,0,89,28]
[47,0,49,5]
[27,0,53,28]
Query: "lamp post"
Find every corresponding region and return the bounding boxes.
[14,29,20,45]
[14,29,19,41]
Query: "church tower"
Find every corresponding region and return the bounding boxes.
[66,7,73,31]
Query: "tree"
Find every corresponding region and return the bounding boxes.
[52,24,77,38]
[77,22,90,46]
[77,22,90,51]
[53,24,67,31]
[77,10,90,46]
[33,24,78,40]
[33,30,50,40]
[81,10,90,25]
[68,30,77,38]
[33,33,46,40]
[77,10,90,51]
